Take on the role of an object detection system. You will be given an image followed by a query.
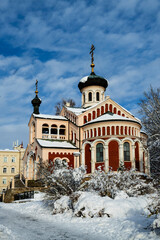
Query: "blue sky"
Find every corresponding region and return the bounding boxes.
[0,0,160,149]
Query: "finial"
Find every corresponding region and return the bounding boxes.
[90,44,95,73]
[35,79,38,96]
[31,79,41,114]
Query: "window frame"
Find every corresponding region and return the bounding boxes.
[59,125,66,135]
[124,142,130,161]
[11,157,16,163]
[88,92,92,102]
[96,92,100,101]
[42,123,49,134]
[51,124,58,135]
[2,178,6,185]
[3,167,7,173]
[96,143,104,162]
[3,157,7,163]
[11,167,15,174]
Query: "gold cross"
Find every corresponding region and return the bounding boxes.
[35,80,38,95]
[90,44,95,73]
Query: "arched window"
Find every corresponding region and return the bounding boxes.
[51,124,57,134]
[88,92,92,101]
[83,93,85,104]
[96,143,103,162]
[96,92,100,101]
[84,115,87,124]
[42,124,49,134]
[59,125,66,135]
[124,142,130,161]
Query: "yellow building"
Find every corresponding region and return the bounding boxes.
[0,143,25,194]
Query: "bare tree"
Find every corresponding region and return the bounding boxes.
[139,86,160,178]
[55,98,75,115]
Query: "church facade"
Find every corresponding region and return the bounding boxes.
[23,46,150,180]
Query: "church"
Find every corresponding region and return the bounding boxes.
[23,45,150,180]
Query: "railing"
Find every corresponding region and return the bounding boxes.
[51,135,58,139]
[42,134,49,139]
[42,134,66,140]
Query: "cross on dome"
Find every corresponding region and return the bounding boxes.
[35,79,38,96]
[90,44,95,73]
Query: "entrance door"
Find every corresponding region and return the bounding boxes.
[109,140,119,171]
[85,144,91,173]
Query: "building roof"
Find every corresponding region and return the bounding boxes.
[65,100,105,115]
[84,112,141,126]
[33,114,67,120]
[65,107,86,116]
[37,139,77,149]
[0,149,19,152]
[78,72,108,91]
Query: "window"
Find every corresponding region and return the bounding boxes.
[96,143,103,162]
[2,178,6,184]
[51,124,57,134]
[59,125,66,135]
[124,142,130,161]
[3,157,7,163]
[3,168,7,173]
[83,93,85,103]
[11,168,15,173]
[42,124,49,134]
[11,157,15,163]
[88,92,92,102]
[96,92,100,101]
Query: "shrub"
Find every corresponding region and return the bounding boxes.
[87,169,157,198]
[40,159,86,200]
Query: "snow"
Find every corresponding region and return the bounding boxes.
[33,113,67,120]
[0,149,19,152]
[79,75,88,83]
[0,191,159,240]
[153,214,160,229]
[84,112,140,125]
[65,107,86,115]
[37,139,77,148]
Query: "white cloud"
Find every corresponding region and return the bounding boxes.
[0,0,160,148]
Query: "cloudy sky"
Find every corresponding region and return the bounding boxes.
[0,0,160,149]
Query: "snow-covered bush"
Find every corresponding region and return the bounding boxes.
[41,159,86,200]
[87,169,157,198]
[152,214,160,230]
[73,192,111,218]
[52,196,72,214]
[148,194,160,215]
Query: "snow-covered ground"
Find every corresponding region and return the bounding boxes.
[0,191,159,240]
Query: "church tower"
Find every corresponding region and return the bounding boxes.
[31,80,42,114]
[78,45,108,108]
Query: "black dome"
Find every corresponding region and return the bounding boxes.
[78,72,108,92]
[31,95,42,114]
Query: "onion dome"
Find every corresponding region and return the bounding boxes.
[78,44,108,92]
[78,72,108,92]
[31,80,42,114]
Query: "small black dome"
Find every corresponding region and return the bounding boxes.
[78,72,108,92]
[31,95,42,114]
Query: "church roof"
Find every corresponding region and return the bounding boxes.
[33,113,67,120]
[65,100,105,115]
[65,107,86,116]
[37,139,77,149]
[84,112,141,126]
[78,72,108,91]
